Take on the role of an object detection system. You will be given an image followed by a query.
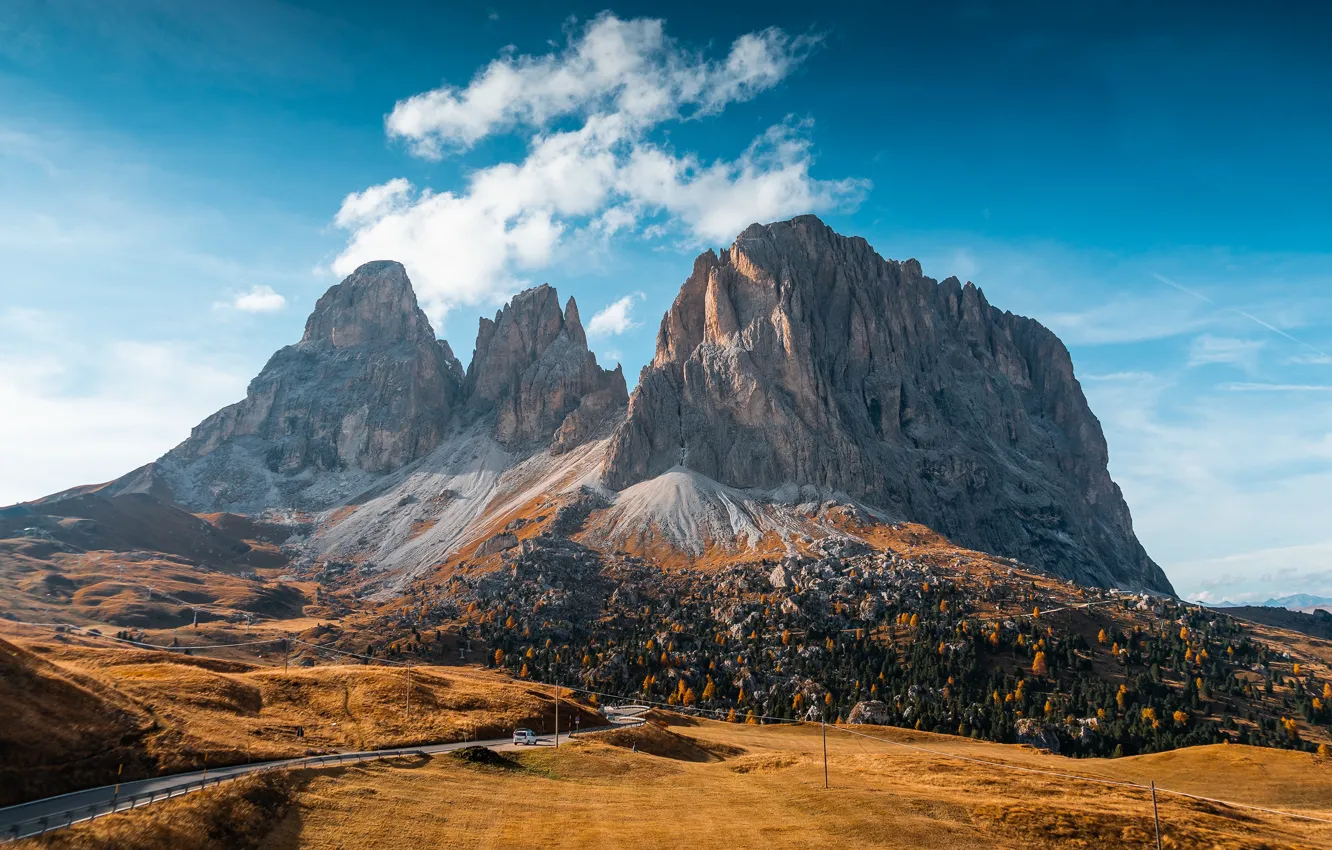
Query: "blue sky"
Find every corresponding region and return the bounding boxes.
[2,1,1330,602]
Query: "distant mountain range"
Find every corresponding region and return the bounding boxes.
[1206,594,1332,613]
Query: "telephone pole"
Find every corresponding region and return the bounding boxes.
[554,683,560,749]
[1151,781,1162,850]
[821,718,829,789]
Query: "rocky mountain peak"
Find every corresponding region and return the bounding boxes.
[466,284,627,449]
[301,260,435,349]
[605,215,1173,593]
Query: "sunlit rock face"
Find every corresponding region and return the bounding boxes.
[604,215,1172,594]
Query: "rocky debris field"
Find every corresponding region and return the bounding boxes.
[327,529,1331,759]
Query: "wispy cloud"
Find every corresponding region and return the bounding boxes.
[1288,353,1332,365]
[0,308,248,505]
[1154,271,1332,361]
[1218,382,1332,392]
[1043,295,1209,344]
[1082,370,1332,601]
[1186,334,1264,371]
[1173,540,1332,602]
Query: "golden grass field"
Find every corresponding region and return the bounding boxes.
[30,713,1332,850]
[0,636,597,806]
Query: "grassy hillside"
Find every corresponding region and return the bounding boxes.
[34,714,1332,849]
[0,636,596,807]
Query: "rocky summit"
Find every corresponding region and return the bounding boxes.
[603,216,1171,594]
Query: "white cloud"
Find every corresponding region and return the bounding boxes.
[226,284,286,313]
[385,14,817,155]
[333,14,863,322]
[588,292,645,337]
[333,178,412,228]
[1186,334,1264,371]
[0,309,248,505]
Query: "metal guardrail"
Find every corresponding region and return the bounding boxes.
[3,748,428,842]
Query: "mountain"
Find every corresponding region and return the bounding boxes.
[91,263,624,518]
[16,216,1170,595]
[604,216,1171,593]
[1208,594,1332,613]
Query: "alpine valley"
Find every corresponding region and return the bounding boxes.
[3,218,1330,814]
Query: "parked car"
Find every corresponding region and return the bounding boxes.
[512,728,538,745]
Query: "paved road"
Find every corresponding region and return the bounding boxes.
[2,707,646,841]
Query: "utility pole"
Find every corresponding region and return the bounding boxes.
[1151,781,1162,850]
[192,607,198,629]
[554,683,560,749]
[822,718,829,789]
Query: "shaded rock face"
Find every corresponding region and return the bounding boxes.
[465,284,627,450]
[170,261,463,477]
[604,216,1172,594]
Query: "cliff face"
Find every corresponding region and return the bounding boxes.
[603,216,1172,593]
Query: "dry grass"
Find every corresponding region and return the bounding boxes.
[29,771,301,850]
[255,714,1332,850]
[0,546,308,630]
[0,638,597,806]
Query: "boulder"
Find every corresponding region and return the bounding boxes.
[846,700,892,725]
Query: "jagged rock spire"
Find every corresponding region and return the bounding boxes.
[465,284,626,448]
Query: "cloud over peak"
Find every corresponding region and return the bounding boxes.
[386,15,817,155]
[332,14,864,322]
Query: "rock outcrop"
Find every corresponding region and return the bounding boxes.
[603,215,1172,593]
[464,284,627,450]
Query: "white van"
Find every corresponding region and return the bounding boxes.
[512,728,538,745]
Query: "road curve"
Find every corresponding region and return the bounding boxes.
[2,708,646,842]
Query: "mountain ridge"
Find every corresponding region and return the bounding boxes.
[16,216,1172,595]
